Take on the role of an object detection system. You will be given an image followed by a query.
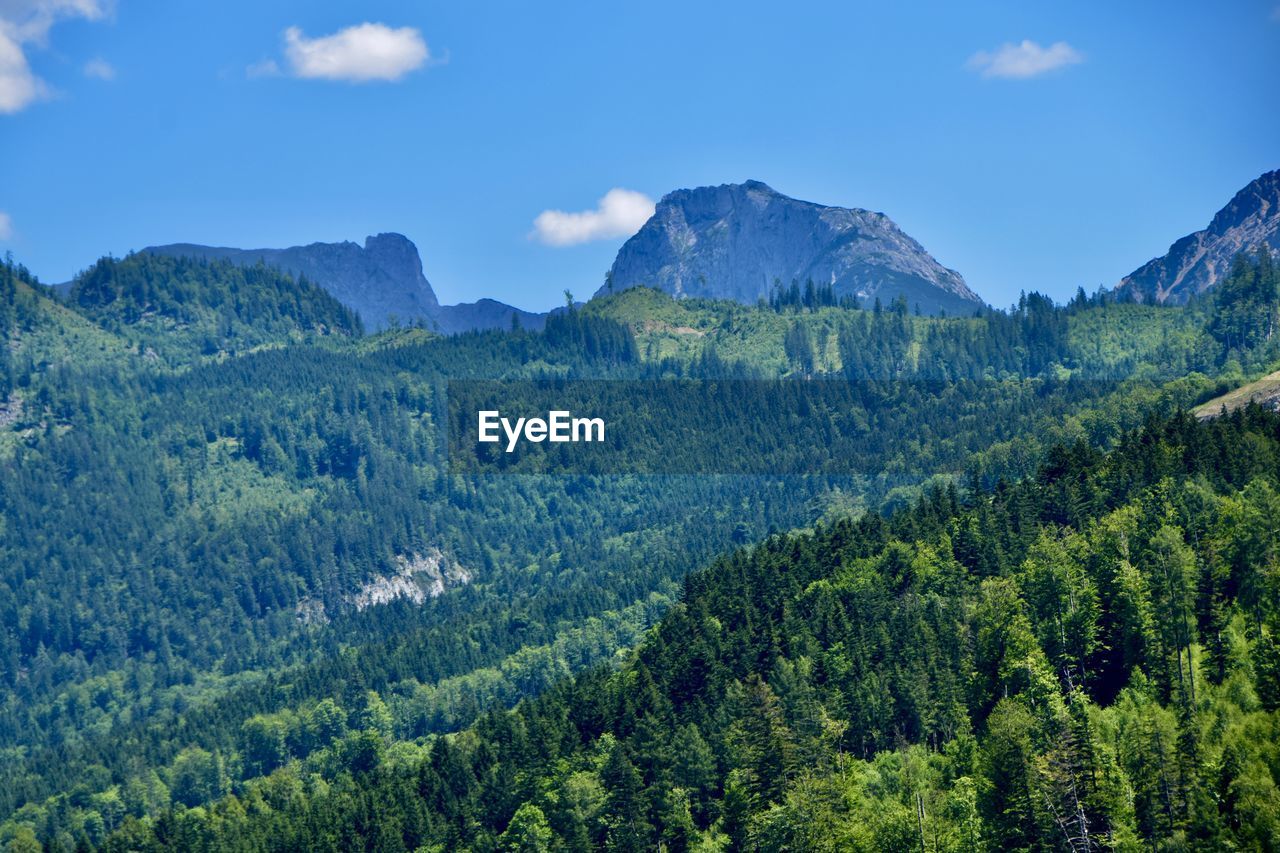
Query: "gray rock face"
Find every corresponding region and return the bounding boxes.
[597,180,984,315]
[144,234,543,333]
[145,234,438,330]
[1116,170,1280,304]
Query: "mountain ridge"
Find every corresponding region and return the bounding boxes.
[143,234,544,333]
[1115,169,1280,303]
[597,180,985,316]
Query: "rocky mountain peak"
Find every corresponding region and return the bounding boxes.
[1208,170,1279,233]
[362,233,432,290]
[1116,170,1279,304]
[597,180,984,315]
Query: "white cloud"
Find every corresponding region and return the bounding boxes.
[532,189,656,247]
[0,28,44,111]
[966,40,1083,80]
[0,0,109,112]
[0,211,12,240]
[0,0,107,42]
[282,22,428,83]
[82,56,113,79]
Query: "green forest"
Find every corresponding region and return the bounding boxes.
[83,405,1280,852]
[0,248,1278,851]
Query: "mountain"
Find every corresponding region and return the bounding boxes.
[143,233,543,333]
[1115,169,1280,304]
[8,239,1278,848]
[435,299,546,334]
[596,180,985,316]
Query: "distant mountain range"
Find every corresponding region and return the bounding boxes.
[143,234,543,333]
[135,181,985,332]
[118,171,1278,328]
[597,180,985,316]
[1115,170,1279,304]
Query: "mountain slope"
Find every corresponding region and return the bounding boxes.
[1116,169,1280,303]
[1194,368,1280,419]
[1,280,1245,843]
[144,234,544,333]
[68,253,362,362]
[597,180,985,316]
[86,407,1280,851]
[1,257,132,377]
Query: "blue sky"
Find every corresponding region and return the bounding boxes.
[1,1,1277,312]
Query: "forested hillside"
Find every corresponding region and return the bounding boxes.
[67,254,363,362]
[0,258,132,395]
[0,251,1277,851]
[82,406,1280,851]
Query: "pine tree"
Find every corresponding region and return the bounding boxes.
[601,742,652,852]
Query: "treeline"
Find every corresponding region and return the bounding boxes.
[772,253,1278,383]
[55,406,1280,851]
[767,279,859,312]
[828,291,1070,380]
